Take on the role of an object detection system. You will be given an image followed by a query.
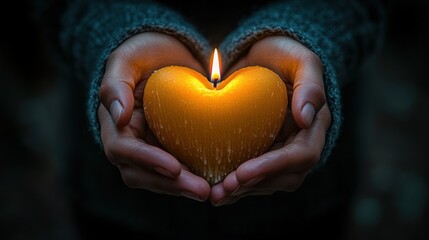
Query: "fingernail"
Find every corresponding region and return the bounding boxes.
[110,100,123,125]
[154,167,175,178]
[301,103,315,127]
[182,191,203,202]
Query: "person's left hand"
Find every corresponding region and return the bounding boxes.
[210,36,332,206]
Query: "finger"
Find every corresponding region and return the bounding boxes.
[210,183,230,206]
[215,173,306,206]
[214,196,240,207]
[118,164,210,202]
[98,105,181,178]
[291,53,326,129]
[214,190,271,206]
[110,138,182,178]
[232,172,306,197]
[222,171,240,193]
[99,52,136,128]
[235,105,331,185]
[211,171,303,205]
[209,171,240,205]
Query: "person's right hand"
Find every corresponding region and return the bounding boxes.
[97,32,211,201]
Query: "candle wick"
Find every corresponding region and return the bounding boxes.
[211,77,219,88]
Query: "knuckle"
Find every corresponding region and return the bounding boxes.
[98,82,109,99]
[98,79,116,102]
[299,50,322,67]
[107,49,126,64]
[308,82,326,100]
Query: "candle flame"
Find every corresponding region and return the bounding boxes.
[210,48,221,87]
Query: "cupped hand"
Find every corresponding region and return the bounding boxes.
[211,35,332,206]
[98,32,211,201]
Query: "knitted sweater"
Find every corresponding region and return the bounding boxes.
[57,0,384,169]
[36,0,385,237]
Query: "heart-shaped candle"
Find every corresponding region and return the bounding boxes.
[143,49,287,185]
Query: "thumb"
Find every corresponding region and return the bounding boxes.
[291,63,326,129]
[99,58,135,128]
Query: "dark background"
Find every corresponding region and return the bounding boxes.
[1,0,428,239]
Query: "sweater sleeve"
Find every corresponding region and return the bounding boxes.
[219,0,386,169]
[58,0,211,146]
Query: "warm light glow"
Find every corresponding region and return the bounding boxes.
[211,48,221,87]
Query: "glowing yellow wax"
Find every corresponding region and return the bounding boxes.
[143,66,287,185]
